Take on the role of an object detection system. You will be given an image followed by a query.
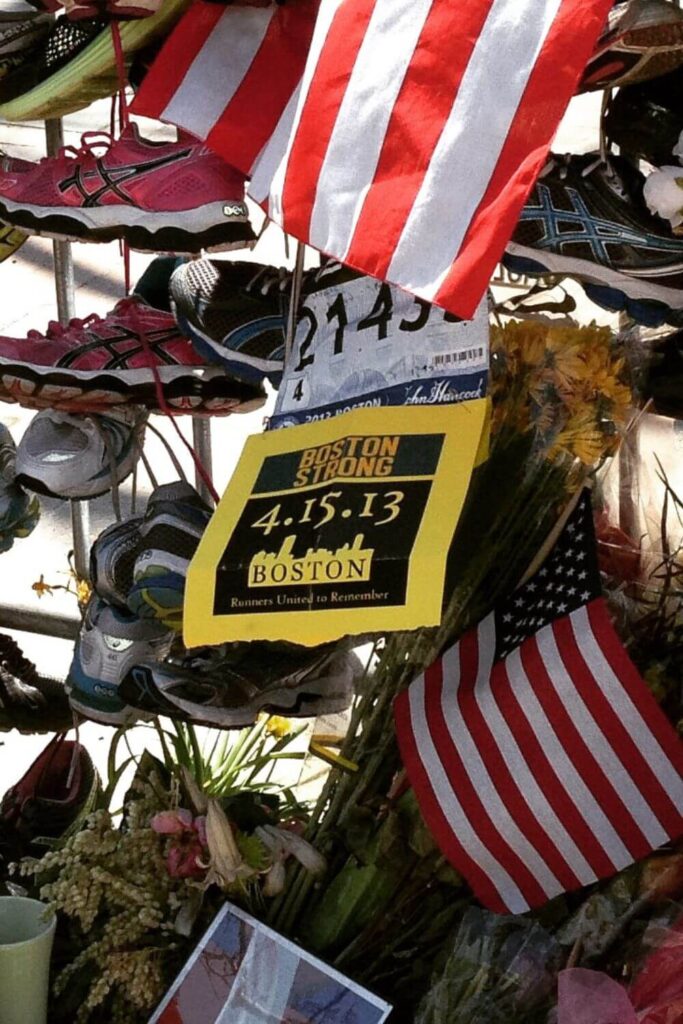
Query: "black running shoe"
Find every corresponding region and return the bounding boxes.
[170,260,290,387]
[504,153,683,327]
[121,642,359,729]
[605,65,683,167]
[0,632,71,733]
[0,15,106,102]
[0,11,51,79]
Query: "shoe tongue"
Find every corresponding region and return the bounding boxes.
[147,480,206,509]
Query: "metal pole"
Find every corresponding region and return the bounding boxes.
[0,604,79,640]
[284,242,306,367]
[44,119,76,324]
[70,500,91,581]
[45,119,90,580]
[192,418,214,504]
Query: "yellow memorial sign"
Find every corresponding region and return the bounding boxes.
[184,401,489,647]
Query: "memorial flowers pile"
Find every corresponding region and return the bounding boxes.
[15,718,325,1023]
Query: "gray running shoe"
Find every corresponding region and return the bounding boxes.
[15,406,146,500]
[67,596,173,725]
[121,643,360,729]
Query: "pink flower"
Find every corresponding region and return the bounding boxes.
[151,809,208,879]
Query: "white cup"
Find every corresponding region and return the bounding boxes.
[0,896,56,1024]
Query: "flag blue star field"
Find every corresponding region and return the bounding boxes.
[395,493,683,914]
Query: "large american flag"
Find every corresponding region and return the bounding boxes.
[394,494,683,914]
[134,0,614,320]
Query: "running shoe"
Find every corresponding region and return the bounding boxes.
[503,152,683,327]
[169,259,290,386]
[67,596,173,725]
[0,631,71,733]
[15,406,146,500]
[604,65,683,167]
[580,0,683,92]
[0,15,106,103]
[128,481,212,631]
[0,736,99,878]
[0,0,189,122]
[0,422,39,550]
[0,293,265,415]
[90,516,142,608]
[0,8,51,80]
[0,123,256,254]
[121,643,359,729]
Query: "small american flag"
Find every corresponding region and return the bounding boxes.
[134,0,614,320]
[394,493,683,914]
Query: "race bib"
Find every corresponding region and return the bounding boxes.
[270,276,489,429]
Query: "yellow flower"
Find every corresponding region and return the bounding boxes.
[31,574,54,598]
[264,715,293,738]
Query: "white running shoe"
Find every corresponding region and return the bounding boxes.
[15,406,146,499]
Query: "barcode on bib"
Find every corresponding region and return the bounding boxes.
[432,347,486,366]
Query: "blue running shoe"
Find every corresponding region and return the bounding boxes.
[128,481,212,632]
[504,152,683,327]
[67,596,173,725]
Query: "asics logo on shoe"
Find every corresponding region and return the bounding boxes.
[522,183,683,262]
[56,325,186,369]
[58,147,193,208]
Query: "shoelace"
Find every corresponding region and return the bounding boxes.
[538,151,619,183]
[246,264,292,297]
[37,130,115,172]
[28,297,140,344]
[125,301,221,504]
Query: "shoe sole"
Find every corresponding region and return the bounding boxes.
[0,0,190,121]
[504,243,683,326]
[0,358,266,416]
[0,198,257,255]
[174,309,284,386]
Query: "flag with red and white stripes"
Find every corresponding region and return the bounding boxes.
[394,494,683,914]
[134,0,613,320]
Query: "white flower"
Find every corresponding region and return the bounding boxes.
[673,130,683,164]
[643,166,683,230]
[255,824,326,877]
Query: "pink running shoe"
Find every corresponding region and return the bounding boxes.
[0,124,256,254]
[0,294,266,415]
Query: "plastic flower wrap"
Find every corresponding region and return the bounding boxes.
[415,907,561,1024]
[643,166,683,234]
